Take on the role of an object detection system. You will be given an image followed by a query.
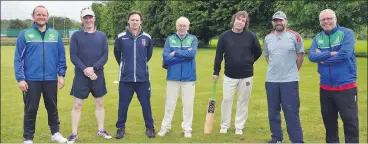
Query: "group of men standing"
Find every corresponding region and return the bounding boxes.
[13,5,359,144]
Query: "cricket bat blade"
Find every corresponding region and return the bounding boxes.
[204,98,216,134]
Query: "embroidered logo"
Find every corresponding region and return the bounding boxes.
[334,36,340,44]
[49,34,55,41]
[142,38,146,47]
[246,82,250,86]
[171,39,176,43]
[28,34,34,38]
[318,40,324,44]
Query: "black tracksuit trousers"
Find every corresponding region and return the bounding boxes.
[23,81,60,140]
[320,87,359,143]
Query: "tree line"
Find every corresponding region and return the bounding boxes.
[1,1,366,47]
[91,0,367,47]
[1,17,82,31]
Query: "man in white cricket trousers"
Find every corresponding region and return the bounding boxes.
[212,11,262,135]
[158,16,198,138]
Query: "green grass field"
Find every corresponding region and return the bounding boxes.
[1,45,367,143]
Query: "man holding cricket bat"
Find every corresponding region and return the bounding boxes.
[213,11,262,135]
[263,11,304,143]
[158,16,198,138]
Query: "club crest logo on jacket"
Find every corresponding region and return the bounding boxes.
[142,38,146,47]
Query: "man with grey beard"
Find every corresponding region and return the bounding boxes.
[263,11,304,143]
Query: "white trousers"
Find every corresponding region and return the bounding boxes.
[160,81,195,132]
[221,75,253,130]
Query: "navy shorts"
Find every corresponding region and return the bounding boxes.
[70,70,107,99]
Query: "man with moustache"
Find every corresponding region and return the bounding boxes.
[308,9,359,143]
[158,16,198,138]
[212,10,262,135]
[14,5,67,144]
[263,11,304,143]
[67,7,111,143]
[114,11,155,139]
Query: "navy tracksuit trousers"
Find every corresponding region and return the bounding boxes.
[116,81,154,129]
[265,81,303,143]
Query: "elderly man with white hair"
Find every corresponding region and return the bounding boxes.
[158,16,198,138]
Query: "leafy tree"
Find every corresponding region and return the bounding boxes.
[108,1,135,37]
[91,2,104,30]
[141,0,173,46]
[275,1,368,35]
[9,19,28,29]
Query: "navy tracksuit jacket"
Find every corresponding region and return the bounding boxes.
[114,27,154,129]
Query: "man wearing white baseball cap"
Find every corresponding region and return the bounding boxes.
[67,6,111,143]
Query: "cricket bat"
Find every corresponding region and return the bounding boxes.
[204,79,218,134]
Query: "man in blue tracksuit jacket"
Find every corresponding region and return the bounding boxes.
[157,17,198,138]
[14,5,67,144]
[113,11,154,139]
[308,9,359,143]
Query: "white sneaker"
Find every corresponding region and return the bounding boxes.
[51,132,67,143]
[97,130,112,139]
[23,140,33,144]
[235,128,243,135]
[184,131,192,138]
[157,128,169,137]
[220,128,228,133]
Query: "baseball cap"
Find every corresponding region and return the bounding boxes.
[80,7,95,18]
[272,11,287,20]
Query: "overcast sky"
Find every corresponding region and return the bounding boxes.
[1,1,96,22]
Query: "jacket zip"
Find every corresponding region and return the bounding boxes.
[134,38,137,82]
[42,32,45,81]
[328,35,333,86]
[180,38,184,81]
[133,34,143,82]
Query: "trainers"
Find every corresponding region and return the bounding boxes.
[184,131,192,138]
[97,130,112,139]
[157,128,169,137]
[23,140,33,144]
[235,128,243,135]
[115,128,125,139]
[220,128,228,133]
[268,139,282,143]
[51,132,67,143]
[146,128,156,138]
[66,134,78,144]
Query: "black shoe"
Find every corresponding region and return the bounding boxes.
[115,128,125,139]
[146,128,155,138]
[268,139,282,143]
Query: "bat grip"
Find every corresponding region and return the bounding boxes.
[211,79,218,99]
